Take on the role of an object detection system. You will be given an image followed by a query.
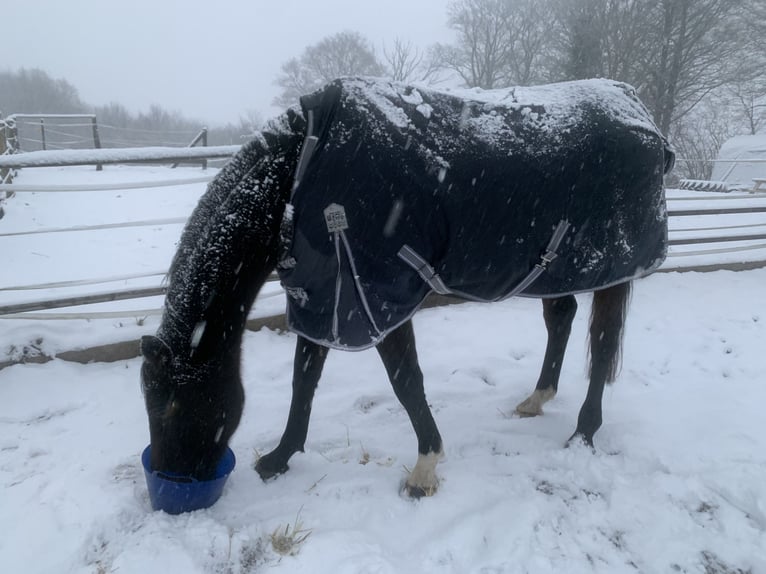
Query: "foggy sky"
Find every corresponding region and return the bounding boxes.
[4,0,453,126]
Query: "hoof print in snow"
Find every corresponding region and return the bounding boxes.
[699,550,749,574]
[536,480,555,496]
[111,462,140,483]
[354,396,381,413]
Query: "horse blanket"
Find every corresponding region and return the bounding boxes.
[278,77,670,350]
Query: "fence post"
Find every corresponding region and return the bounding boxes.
[8,118,19,154]
[0,120,9,208]
[0,121,10,186]
[40,119,47,151]
[173,127,209,170]
[0,120,13,184]
[201,127,208,170]
[91,116,103,171]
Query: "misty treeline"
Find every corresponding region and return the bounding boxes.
[3,0,764,178]
[275,0,766,179]
[0,68,261,148]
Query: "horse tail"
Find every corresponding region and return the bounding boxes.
[588,281,632,384]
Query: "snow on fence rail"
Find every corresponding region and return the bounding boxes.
[0,166,766,319]
[1,189,765,321]
[663,190,766,271]
[1,170,765,369]
[0,145,241,169]
[1,176,215,193]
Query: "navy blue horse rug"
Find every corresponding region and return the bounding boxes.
[279,78,669,350]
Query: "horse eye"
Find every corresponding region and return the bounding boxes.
[140,372,155,393]
[164,400,181,419]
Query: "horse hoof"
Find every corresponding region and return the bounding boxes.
[515,399,543,417]
[515,388,556,417]
[404,482,437,499]
[254,457,289,481]
[565,432,595,451]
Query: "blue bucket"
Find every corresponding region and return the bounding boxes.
[141,445,236,514]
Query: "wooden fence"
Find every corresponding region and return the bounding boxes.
[0,143,238,171]
[1,151,765,369]
[0,116,217,183]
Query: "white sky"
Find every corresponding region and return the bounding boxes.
[4,0,453,126]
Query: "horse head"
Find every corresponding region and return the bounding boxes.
[140,334,244,480]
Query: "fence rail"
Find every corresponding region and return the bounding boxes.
[0,145,240,169]
[673,155,766,188]
[1,176,214,193]
[3,113,207,154]
[2,190,765,319]
[1,165,765,368]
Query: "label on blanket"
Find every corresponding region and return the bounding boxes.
[324,203,349,232]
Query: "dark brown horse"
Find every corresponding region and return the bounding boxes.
[140,78,672,497]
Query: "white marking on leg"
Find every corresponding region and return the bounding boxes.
[515,388,556,417]
[406,450,444,496]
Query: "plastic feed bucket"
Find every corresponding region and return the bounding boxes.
[141,445,236,514]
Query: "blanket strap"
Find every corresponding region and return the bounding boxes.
[292,109,318,194]
[506,219,570,298]
[398,219,570,301]
[397,245,452,296]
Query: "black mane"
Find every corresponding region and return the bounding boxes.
[158,109,305,363]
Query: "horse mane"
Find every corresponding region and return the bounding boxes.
[159,109,305,361]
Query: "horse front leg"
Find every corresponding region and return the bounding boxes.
[376,320,443,498]
[516,295,577,416]
[255,336,328,480]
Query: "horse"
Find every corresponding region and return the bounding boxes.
[140,77,673,497]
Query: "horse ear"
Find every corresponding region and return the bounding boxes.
[140,336,172,365]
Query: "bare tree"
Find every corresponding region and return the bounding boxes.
[747,0,766,57]
[727,80,766,136]
[547,0,763,137]
[433,0,510,88]
[639,0,763,134]
[504,0,554,84]
[273,31,386,108]
[383,38,424,82]
[550,0,657,82]
[670,91,742,179]
[382,38,449,84]
[238,109,264,138]
[432,0,555,89]
[556,0,603,80]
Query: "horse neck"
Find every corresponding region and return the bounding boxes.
[159,129,301,361]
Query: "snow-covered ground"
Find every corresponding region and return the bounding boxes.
[1,269,765,574]
[1,166,765,573]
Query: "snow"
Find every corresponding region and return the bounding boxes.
[0,146,241,169]
[712,134,766,190]
[347,77,661,141]
[1,269,765,573]
[1,164,765,574]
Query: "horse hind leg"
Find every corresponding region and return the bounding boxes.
[376,320,443,498]
[255,336,328,480]
[516,295,577,417]
[570,281,631,446]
